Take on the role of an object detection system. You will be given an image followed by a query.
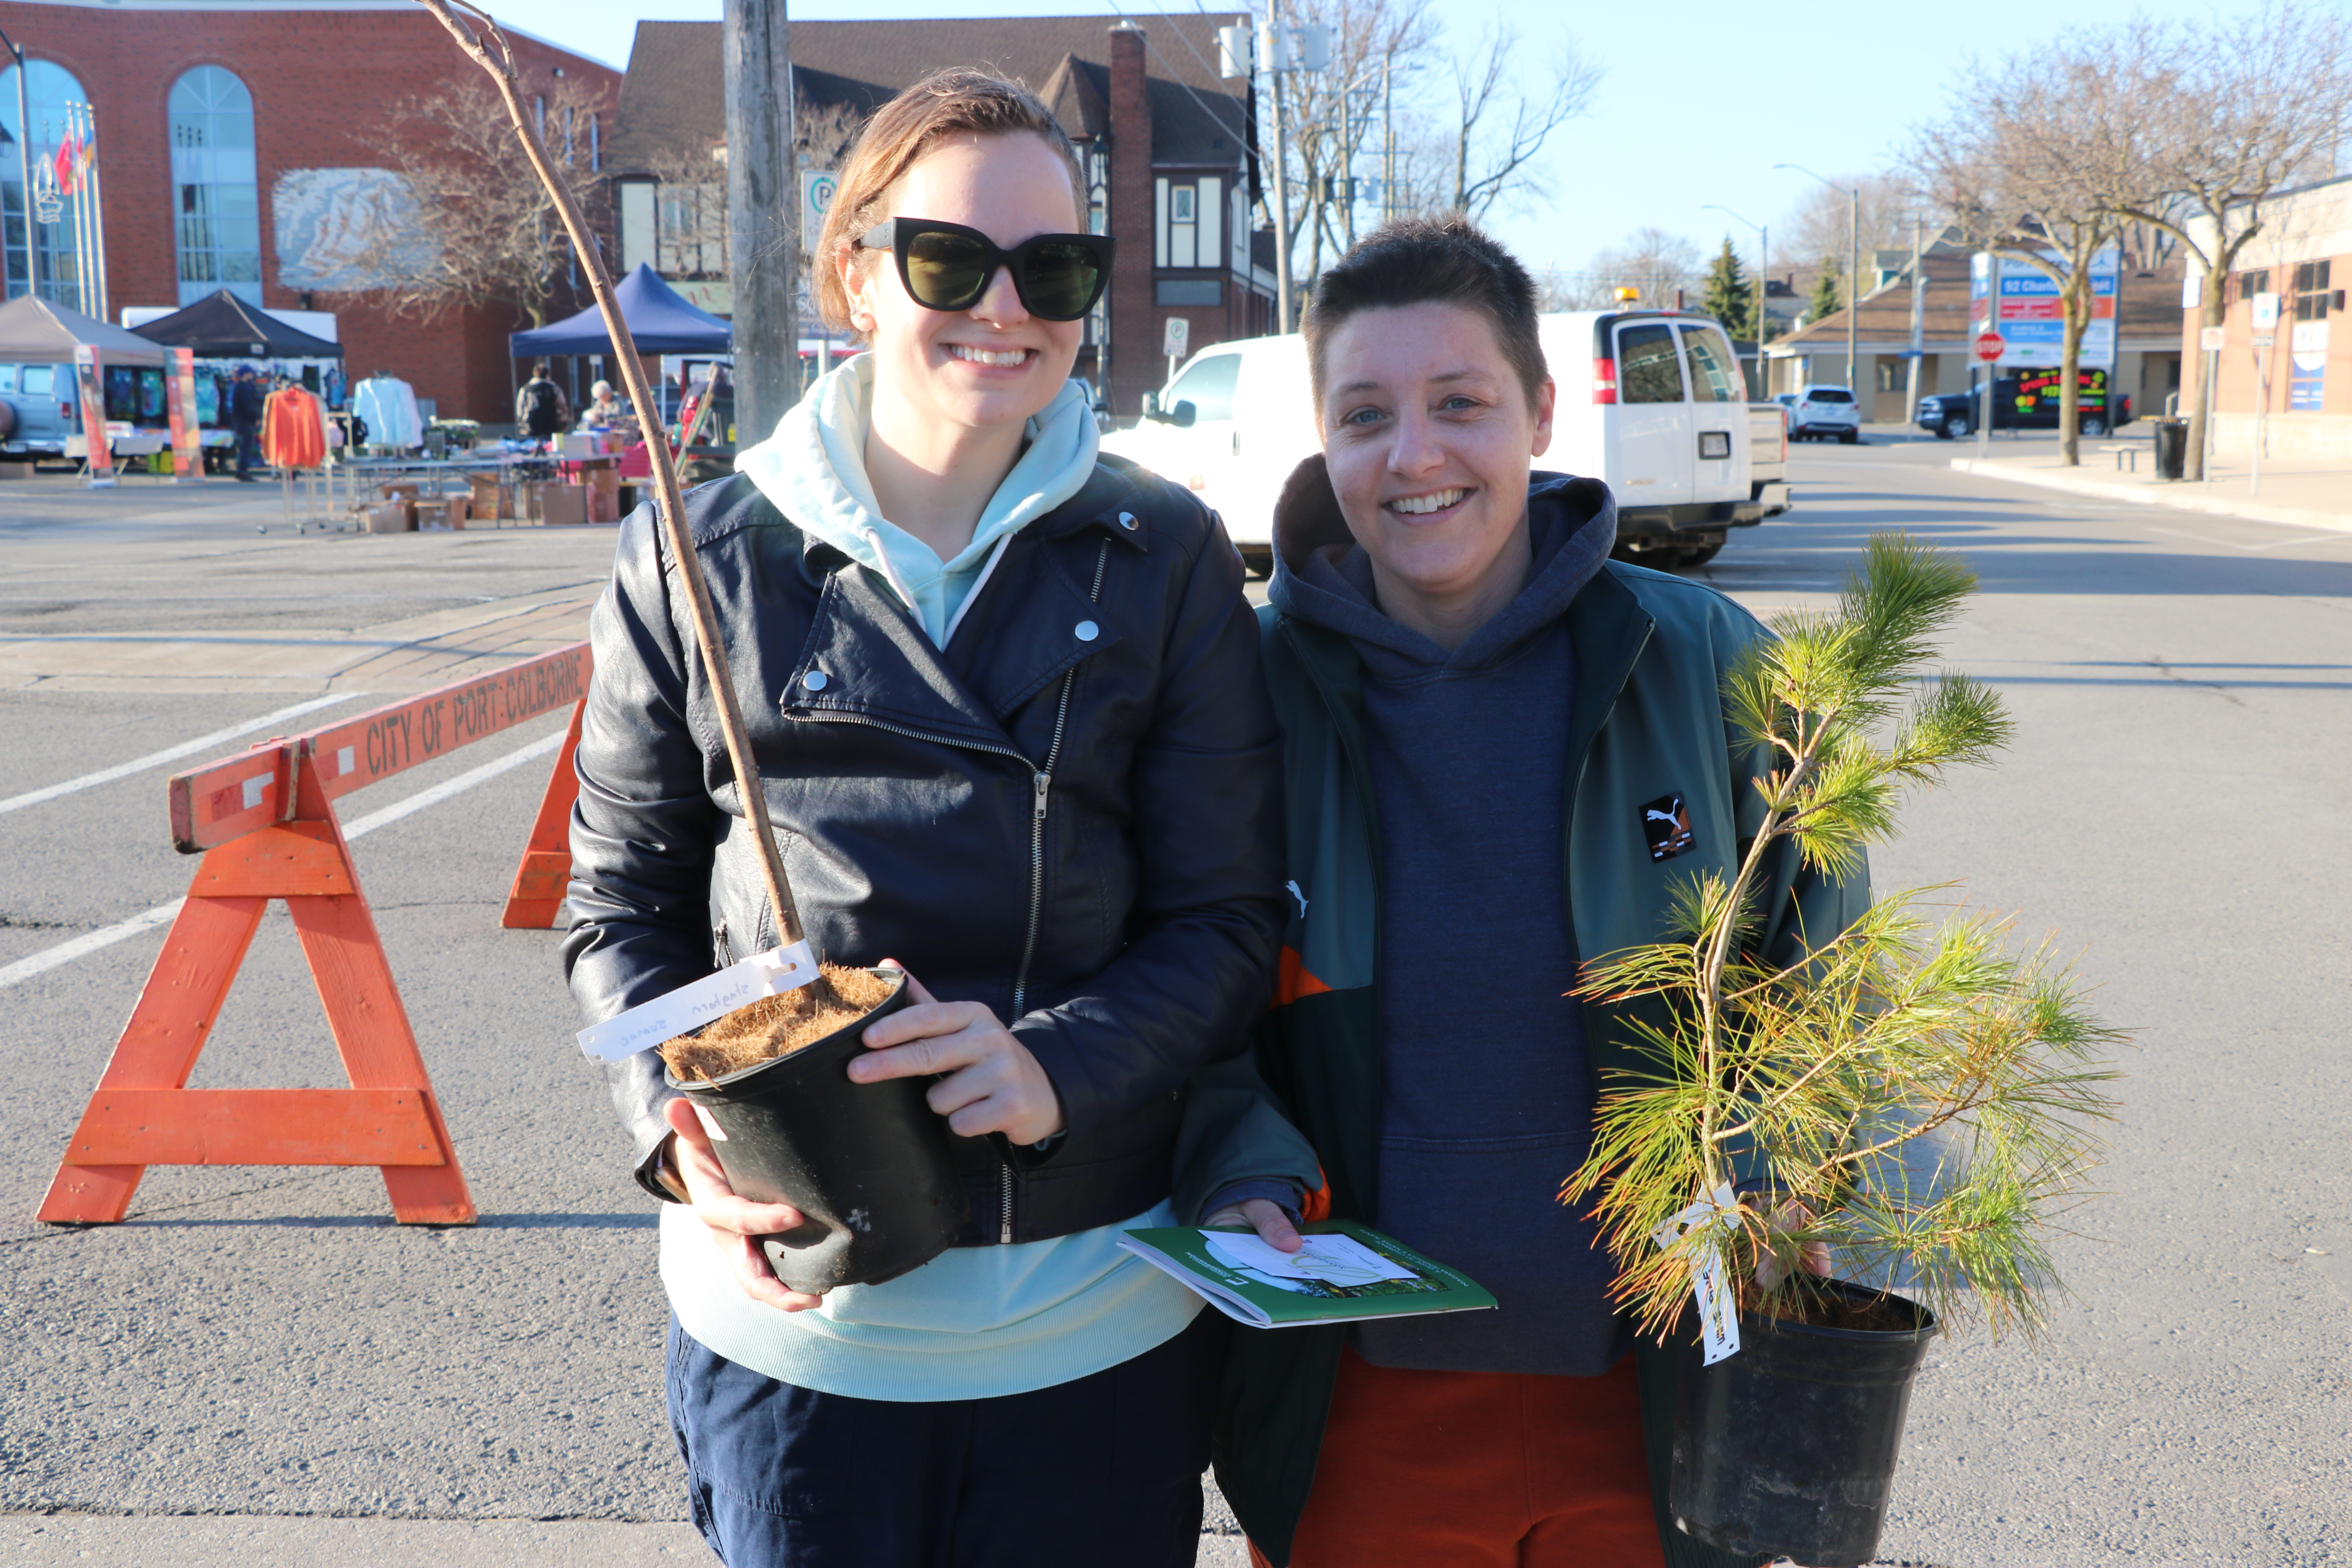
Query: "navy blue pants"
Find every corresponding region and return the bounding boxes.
[666,1311,1225,1568]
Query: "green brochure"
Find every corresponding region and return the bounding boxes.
[1118,1219,1498,1329]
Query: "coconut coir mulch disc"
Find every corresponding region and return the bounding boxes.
[659,964,897,1083]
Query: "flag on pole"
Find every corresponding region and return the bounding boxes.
[53,130,79,197]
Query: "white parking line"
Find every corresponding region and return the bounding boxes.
[0,729,568,991]
[0,694,357,817]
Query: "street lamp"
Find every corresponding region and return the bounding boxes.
[1701,203,1768,398]
[0,23,39,301]
[1775,163,1857,394]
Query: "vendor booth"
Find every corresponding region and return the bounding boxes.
[130,290,346,430]
[508,263,734,359]
[0,296,171,472]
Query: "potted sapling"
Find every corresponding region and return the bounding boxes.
[420,0,964,1292]
[1561,535,2125,1568]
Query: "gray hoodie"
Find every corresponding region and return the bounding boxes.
[1269,474,1627,1376]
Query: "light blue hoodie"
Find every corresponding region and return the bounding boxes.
[735,353,1099,646]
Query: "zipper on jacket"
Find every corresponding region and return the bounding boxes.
[998,539,1111,1245]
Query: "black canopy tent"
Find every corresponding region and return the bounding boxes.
[129,290,344,359]
[509,265,733,357]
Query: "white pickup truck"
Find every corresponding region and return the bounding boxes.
[1102,309,1792,573]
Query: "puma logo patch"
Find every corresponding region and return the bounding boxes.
[1641,792,1695,862]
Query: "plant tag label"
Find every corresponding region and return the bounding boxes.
[691,1104,728,1142]
[575,941,821,1061]
[1652,1183,1742,1365]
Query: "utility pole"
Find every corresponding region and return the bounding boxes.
[1264,5,1294,333]
[1777,163,1860,392]
[724,0,795,443]
[1903,214,1923,421]
[1700,203,1768,397]
[0,25,38,302]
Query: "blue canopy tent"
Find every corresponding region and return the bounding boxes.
[508,265,733,357]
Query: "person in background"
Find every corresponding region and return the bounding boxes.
[1182,215,1863,1568]
[563,67,1284,1568]
[516,361,570,443]
[230,366,266,482]
[579,379,626,426]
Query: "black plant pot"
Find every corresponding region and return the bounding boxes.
[668,969,967,1293]
[1670,1280,1938,1568]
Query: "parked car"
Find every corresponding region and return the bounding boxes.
[1784,385,1862,443]
[1102,310,1792,574]
[1916,368,2134,439]
[0,361,78,457]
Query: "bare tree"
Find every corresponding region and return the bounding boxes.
[1270,0,1440,285]
[1774,171,1918,278]
[2075,4,2352,478]
[339,73,607,329]
[1553,227,1700,310]
[629,99,866,284]
[1912,49,2128,467]
[1442,27,1602,220]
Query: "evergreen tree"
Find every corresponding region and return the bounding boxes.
[1700,237,1755,339]
[1807,258,1844,327]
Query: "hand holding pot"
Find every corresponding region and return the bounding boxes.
[1753,1196,1834,1291]
[661,1097,828,1313]
[848,970,1066,1145]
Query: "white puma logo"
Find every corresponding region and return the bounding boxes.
[1645,808,1680,825]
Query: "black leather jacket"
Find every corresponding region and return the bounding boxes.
[561,459,1286,1246]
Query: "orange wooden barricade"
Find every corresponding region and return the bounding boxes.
[37,643,592,1227]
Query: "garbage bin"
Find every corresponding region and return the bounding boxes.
[2151,417,2188,481]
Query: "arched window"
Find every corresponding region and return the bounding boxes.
[0,58,92,305]
[169,65,260,305]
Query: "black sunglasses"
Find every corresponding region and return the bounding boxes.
[857,217,1116,322]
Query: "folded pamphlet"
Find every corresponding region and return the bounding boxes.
[1118,1220,1497,1329]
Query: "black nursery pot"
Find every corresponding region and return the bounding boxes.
[1670,1280,1938,1568]
[668,969,967,1294]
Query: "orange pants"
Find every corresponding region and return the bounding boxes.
[1249,1347,1666,1568]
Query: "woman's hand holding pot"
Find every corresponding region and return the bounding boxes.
[661,1097,828,1314]
[849,970,1066,1145]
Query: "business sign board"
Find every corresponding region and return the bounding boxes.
[2290,318,2328,412]
[1970,249,2119,369]
[800,171,838,257]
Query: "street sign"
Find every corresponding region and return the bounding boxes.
[799,170,837,256]
[2250,291,2280,331]
[1973,331,2006,363]
[2252,333,2276,349]
[2199,326,2227,353]
[1161,317,1190,359]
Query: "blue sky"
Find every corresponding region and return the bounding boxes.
[495,0,2247,283]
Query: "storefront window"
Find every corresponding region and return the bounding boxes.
[0,59,93,305]
[169,66,261,305]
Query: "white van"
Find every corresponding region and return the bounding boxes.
[1102,310,1790,572]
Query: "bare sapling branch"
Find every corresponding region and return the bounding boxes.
[411,0,812,966]
[1560,535,2125,1343]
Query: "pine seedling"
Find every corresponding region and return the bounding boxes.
[1561,534,2124,1342]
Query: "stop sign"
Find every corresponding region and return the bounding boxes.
[1973,331,2006,363]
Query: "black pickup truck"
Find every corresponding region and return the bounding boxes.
[1917,368,2132,439]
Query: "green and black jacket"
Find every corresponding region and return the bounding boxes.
[1174,462,1870,1568]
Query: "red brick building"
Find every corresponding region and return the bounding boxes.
[0,0,618,422]
[604,15,1278,418]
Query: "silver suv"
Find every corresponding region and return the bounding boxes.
[1785,385,1862,443]
[0,362,77,457]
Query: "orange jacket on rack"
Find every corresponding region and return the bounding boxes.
[261,385,326,469]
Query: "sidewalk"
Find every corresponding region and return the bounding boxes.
[1945,439,2352,534]
[0,1515,1256,1566]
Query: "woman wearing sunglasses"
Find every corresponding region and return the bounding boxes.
[563,69,1289,1568]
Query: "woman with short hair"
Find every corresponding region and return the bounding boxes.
[564,69,1285,1567]
[1189,214,1864,1568]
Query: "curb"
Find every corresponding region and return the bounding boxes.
[1946,459,2352,535]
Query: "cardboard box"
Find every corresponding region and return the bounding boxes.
[466,475,509,521]
[0,461,34,480]
[416,495,470,532]
[377,482,421,504]
[539,482,590,526]
[583,465,621,524]
[363,501,414,534]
